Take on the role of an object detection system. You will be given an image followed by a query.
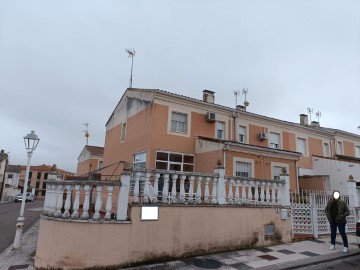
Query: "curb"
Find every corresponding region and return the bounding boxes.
[256,249,360,269]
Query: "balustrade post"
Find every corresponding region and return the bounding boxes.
[171,174,178,203]
[214,165,225,204]
[71,185,81,219]
[196,176,202,204]
[162,174,169,203]
[93,185,103,220]
[81,185,91,220]
[54,185,64,218]
[117,167,131,220]
[272,183,277,205]
[204,177,210,204]
[235,180,241,204]
[260,181,265,203]
[104,185,114,220]
[211,176,218,204]
[189,175,195,203]
[153,173,159,204]
[143,172,151,204]
[48,184,57,217]
[247,180,253,202]
[179,174,186,203]
[62,185,72,219]
[241,180,247,203]
[266,182,271,204]
[254,181,259,204]
[280,174,290,207]
[277,182,282,206]
[132,172,141,204]
[228,179,234,204]
[347,177,359,208]
[42,183,51,216]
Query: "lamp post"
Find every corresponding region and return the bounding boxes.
[13,130,39,249]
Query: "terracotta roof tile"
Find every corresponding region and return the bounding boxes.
[85,145,104,155]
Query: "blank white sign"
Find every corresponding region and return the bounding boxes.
[141,206,159,220]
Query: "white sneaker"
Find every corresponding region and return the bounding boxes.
[343,247,349,253]
[329,244,335,250]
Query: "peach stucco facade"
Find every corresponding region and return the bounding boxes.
[35,206,292,269]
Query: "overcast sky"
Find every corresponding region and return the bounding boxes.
[1,0,359,173]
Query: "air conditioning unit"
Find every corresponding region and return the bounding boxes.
[206,112,216,122]
[258,132,268,140]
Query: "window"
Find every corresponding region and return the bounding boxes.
[269,132,280,149]
[8,174,13,179]
[133,152,147,168]
[297,138,307,155]
[42,181,46,189]
[98,161,103,169]
[239,126,246,143]
[235,161,252,178]
[121,123,127,141]
[337,141,343,155]
[37,172,41,179]
[44,173,48,180]
[273,166,283,180]
[356,146,360,158]
[28,172,32,179]
[155,151,194,172]
[323,143,330,157]
[35,181,40,189]
[216,121,225,139]
[171,112,187,133]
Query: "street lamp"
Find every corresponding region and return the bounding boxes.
[13,130,40,249]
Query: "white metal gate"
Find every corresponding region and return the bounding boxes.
[291,191,356,238]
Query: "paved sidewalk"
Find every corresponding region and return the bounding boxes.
[0,222,359,270]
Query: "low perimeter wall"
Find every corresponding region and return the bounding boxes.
[35,206,292,269]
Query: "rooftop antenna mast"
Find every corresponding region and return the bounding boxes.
[242,88,249,108]
[125,48,135,88]
[83,122,90,145]
[233,90,241,107]
[315,110,321,124]
[307,108,313,122]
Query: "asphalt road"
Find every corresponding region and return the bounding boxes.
[0,199,44,253]
[297,255,360,269]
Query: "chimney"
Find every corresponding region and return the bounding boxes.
[299,114,309,126]
[202,90,215,104]
[236,105,246,111]
[311,121,320,127]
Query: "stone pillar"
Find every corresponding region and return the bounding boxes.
[214,164,226,204]
[117,167,131,220]
[280,172,290,207]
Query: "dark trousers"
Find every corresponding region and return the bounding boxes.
[330,222,348,248]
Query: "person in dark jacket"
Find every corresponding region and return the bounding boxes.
[325,190,350,253]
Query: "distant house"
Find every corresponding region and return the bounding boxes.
[0,150,9,200]
[1,164,74,200]
[76,145,104,176]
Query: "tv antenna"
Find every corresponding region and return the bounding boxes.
[125,48,135,88]
[83,122,90,145]
[233,90,241,107]
[307,108,313,122]
[315,110,321,124]
[242,88,249,107]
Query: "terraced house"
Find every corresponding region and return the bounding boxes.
[102,88,360,194]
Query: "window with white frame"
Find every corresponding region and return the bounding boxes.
[155,151,194,172]
[356,146,360,158]
[235,161,252,178]
[297,138,307,155]
[337,141,343,155]
[217,121,225,139]
[269,132,280,149]
[133,152,147,168]
[171,112,187,133]
[323,143,330,157]
[98,161,103,169]
[273,166,283,180]
[239,126,246,143]
[121,123,126,141]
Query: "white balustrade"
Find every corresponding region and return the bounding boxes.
[162,174,169,203]
[204,176,210,204]
[62,185,72,219]
[105,185,113,220]
[132,172,141,204]
[71,185,80,219]
[143,172,151,204]
[93,185,103,221]
[179,174,186,203]
[188,175,195,203]
[211,176,218,204]
[196,176,202,204]
[81,185,91,220]
[171,174,178,203]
